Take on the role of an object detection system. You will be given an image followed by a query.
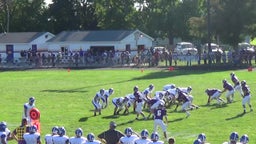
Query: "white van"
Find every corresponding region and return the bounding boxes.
[174,42,198,55]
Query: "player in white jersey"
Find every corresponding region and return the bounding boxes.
[101,88,114,108]
[92,89,105,116]
[45,126,59,144]
[149,132,164,144]
[124,93,136,114]
[23,97,35,125]
[119,127,139,144]
[222,132,241,144]
[164,88,177,107]
[23,125,41,144]
[52,127,69,144]
[112,97,129,115]
[239,134,249,144]
[0,122,8,144]
[135,129,151,144]
[142,84,155,108]
[85,133,101,144]
[69,128,87,144]
[163,84,176,91]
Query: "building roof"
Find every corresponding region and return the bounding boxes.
[48,30,135,42]
[0,32,48,43]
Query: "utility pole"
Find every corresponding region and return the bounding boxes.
[207,0,212,65]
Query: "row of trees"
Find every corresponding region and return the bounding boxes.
[0,0,256,49]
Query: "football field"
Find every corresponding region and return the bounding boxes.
[0,68,255,144]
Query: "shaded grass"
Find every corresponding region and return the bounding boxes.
[0,68,255,144]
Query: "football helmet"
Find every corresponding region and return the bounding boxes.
[133,86,139,92]
[197,133,206,142]
[187,86,192,93]
[58,127,66,136]
[193,139,202,144]
[0,121,7,131]
[240,134,249,143]
[75,128,83,137]
[109,88,114,94]
[100,89,105,95]
[29,125,37,133]
[230,72,235,76]
[150,132,159,141]
[230,132,239,142]
[222,79,227,84]
[241,80,246,85]
[29,97,35,104]
[205,89,209,93]
[124,127,133,137]
[149,84,154,90]
[158,92,164,99]
[52,126,59,135]
[87,133,95,142]
[140,129,149,138]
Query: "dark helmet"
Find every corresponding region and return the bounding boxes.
[133,86,139,91]
[230,132,239,142]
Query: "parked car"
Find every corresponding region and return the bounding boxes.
[203,43,223,54]
[238,42,255,53]
[174,42,198,55]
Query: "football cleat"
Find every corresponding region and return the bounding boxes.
[140,129,149,138]
[150,132,159,141]
[124,127,133,137]
[240,134,249,143]
[52,126,59,135]
[87,133,95,142]
[75,128,83,137]
[230,132,239,142]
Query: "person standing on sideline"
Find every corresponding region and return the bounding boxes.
[23,97,35,125]
[23,125,41,144]
[241,80,253,114]
[153,103,168,139]
[69,128,87,144]
[98,121,124,144]
[12,118,29,144]
[45,126,59,144]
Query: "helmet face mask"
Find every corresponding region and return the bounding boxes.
[52,126,59,135]
[75,128,83,137]
[240,134,249,143]
[29,125,37,133]
[29,97,35,104]
[141,129,149,138]
[150,132,159,141]
[197,133,206,142]
[87,133,95,142]
[58,127,66,136]
[124,127,133,137]
[230,132,239,142]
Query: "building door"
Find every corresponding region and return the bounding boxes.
[6,45,14,63]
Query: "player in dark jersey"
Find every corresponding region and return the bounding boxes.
[133,86,147,120]
[221,79,234,103]
[230,72,243,97]
[175,88,191,117]
[205,88,225,105]
[153,103,168,139]
[241,80,253,114]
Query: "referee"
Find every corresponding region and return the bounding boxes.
[12,118,29,144]
[98,121,124,144]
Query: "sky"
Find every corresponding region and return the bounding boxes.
[44,0,52,5]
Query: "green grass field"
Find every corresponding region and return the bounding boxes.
[0,68,255,144]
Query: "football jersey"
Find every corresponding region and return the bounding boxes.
[154,109,167,120]
[163,84,175,91]
[52,135,69,144]
[206,89,221,96]
[223,82,234,91]
[69,136,87,144]
[84,140,101,144]
[23,132,41,144]
[149,140,164,144]
[242,85,250,96]
[231,75,240,85]
[0,131,7,144]
[135,138,151,144]
[120,135,139,144]
[23,103,35,118]
[45,134,59,144]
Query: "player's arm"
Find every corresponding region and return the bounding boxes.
[11,129,18,141]
[207,95,211,105]
[24,105,28,117]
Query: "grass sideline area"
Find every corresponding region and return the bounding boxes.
[1,68,255,143]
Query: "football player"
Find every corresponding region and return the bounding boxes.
[221,79,235,103]
[101,88,114,109]
[23,125,41,144]
[153,103,168,139]
[85,133,101,144]
[142,84,155,108]
[196,133,210,144]
[149,132,164,144]
[45,126,59,144]
[222,132,239,144]
[69,128,87,144]
[23,97,36,125]
[175,88,191,118]
[205,88,225,105]
[92,89,105,116]
[241,80,253,114]
[119,127,139,144]
[134,129,151,144]
[133,86,147,120]
[112,97,129,115]
[230,72,243,96]
[162,84,176,91]
[52,127,69,144]
[123,94,136,115]
[0,122,9,144]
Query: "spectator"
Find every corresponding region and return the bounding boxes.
[12,118,29,144]
[98,121,124,144]
[168,137,175,144]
